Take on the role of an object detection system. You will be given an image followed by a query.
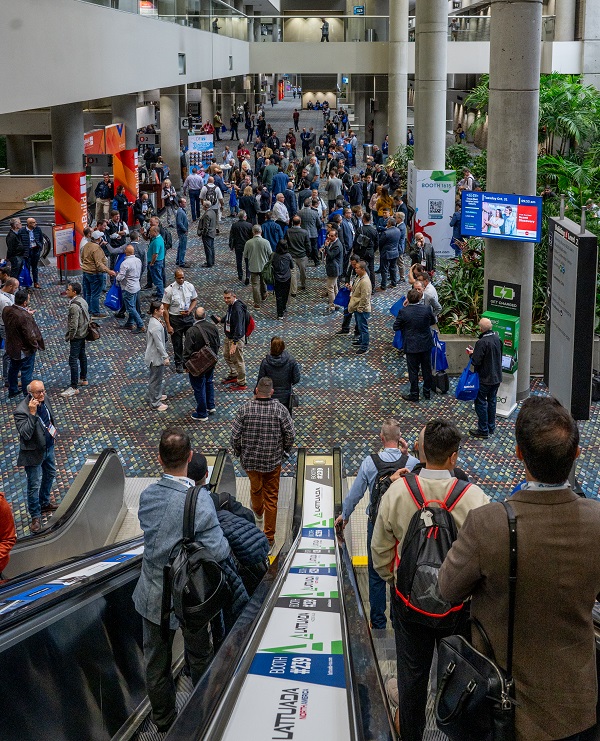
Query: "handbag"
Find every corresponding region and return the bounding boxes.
[392,329,404,350]
[185,325,218,377]
[435,501,517,741]
[261,256,274,289]
[333,286,351,309]
[389,297,405,317]
[455,360,480,401]
[104,280,122,311]
[431,330,449,372]
[289,392,299,409]
[86,321,100,342]
[18,262,33,288]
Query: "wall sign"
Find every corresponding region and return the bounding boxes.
[486,279,521,316]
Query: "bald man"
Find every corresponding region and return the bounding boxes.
[467,317,503,439]
[162,269,198,372]
[116,243,144,332]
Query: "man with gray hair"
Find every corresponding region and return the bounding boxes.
[467,316,502,439]
[335,418,419,629]
[243,224,272,309]
[6,218,23,279]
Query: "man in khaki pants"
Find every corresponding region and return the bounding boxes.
[214,288,247,392]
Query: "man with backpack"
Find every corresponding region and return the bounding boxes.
[335,418,419,629]
[371,419,488,741]
[199,177,223,233]
[133,427,248,734]
[213,288,249,391]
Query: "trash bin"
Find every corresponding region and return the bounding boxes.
[365,28,376,42]
[363,143,373,162]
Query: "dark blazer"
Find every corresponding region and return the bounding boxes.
[410,241,436,272]
[229,219,253,252]
[285,226,311,259]
[471,330,503,385]
[324,239,342,278]
[2,304,45,359]
[393,304,435,353]
[18,226,44,258]
[439,489,600,741]
[379,226,401,260]
[6,230,24,260]
[183,319,221,365]
[14,395,55,467]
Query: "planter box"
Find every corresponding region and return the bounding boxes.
[441,334,600,376]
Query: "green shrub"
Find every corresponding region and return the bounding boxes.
[26,186,54,202]
[445,144,472,173]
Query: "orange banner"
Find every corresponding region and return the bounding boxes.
[113,149,138,225]
[53,172,87,271]
[105,123,126,154]
[84,129,105,155]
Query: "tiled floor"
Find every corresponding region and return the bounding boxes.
[2,95,599,539]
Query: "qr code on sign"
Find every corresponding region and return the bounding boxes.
[428,199,443,218]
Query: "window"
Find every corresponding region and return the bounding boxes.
[178,53,186,75]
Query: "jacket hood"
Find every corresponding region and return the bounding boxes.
[266,351,290,367]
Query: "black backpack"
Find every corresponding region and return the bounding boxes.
[160,224,173,250]
[161,486,231,638]
[369,453,409,524]
[395,474,471,629]
[206,185,219,206]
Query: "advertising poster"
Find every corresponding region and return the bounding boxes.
[113,149,138,225]
[461,191,543,243]
[105,123,126,154]
[53,172,88,271]
[84,129,105,155]
[52,223,76,257]
[408,164,456,257]
[188,134,214,153]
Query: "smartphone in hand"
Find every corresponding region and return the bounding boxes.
[210,314,220,324]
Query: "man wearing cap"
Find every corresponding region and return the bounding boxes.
[81,231,116,318]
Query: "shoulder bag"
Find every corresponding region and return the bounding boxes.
[434,501,517,741]
[185,324,218,377]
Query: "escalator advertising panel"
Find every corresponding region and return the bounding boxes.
[222,457,352,740]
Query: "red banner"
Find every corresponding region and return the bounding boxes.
[105,123,126,154]
[53,172,87,271]
[84,129,105,155]
[113,149,138,225]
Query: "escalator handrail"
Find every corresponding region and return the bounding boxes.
[13,447,120,545]
[164,447,307,741]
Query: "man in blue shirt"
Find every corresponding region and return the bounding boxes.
[502,205,517,235]
[335,418,419,628]
[175,197,189,267]
[147,225,166,300]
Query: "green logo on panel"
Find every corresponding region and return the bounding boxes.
[493,285,515,300]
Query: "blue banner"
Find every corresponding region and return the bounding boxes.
[249,653,346,688]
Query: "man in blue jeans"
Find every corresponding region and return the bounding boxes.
[3,289,44,398]
[335,419,419,628]
[14,380,57,533]
[183,307,220,421]
[175,197,189,267]
[147,225,166,300]
[467,317,502,439]
[116,244,145,333]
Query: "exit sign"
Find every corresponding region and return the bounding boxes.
[353,5,365,15]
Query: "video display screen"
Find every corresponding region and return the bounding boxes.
[461,191,543,243]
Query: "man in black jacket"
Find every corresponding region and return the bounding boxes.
[214,289,247,391]
[18,218,45,289]
[285,215,311,294]
[393,289,436,402]
[354,212,377,285]
[183,307,221,421]
[6,218,23,279]
[228,211,253,284]
[467,317,503,439]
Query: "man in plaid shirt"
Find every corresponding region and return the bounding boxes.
[230,377,295,548]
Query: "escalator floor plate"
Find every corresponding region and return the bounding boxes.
[133,672,193,740]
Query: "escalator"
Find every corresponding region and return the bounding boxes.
[0,448,288,741]
[164,448,394,741]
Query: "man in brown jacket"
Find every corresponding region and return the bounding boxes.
[439,396,600,741]
[3,289,44,398]
[81,231,116,318]
[347,260,372,355]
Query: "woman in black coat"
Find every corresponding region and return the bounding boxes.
[238,186,258,225]
[256,336,301,412]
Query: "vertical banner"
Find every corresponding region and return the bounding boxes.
[105,123,126,154]
[53,172,87,271]
[113,149,138,225]
[408,164,456,258]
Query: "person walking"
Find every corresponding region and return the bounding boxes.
[198,200,218,268]
[183,307,221,421]
[285,215,311,295]
[0,278,19,387]
[293,108,300,132]
[94,172,114,224]
[60,282,89,397]
[229,210,253,284]
[231,376,295,548]
[14,379,58,533]
[393,288,435,402]
[145,301,169,413]
[81,231,116,318]
[322,228,342,314]
[467,317,503,439]
[377,218,400,291]
[320,18,330,41]
[147,225,166,300]
[256,337,300,413]
[175,197,190,267]
[116,244,145,333]
[347,260,372,355]
[162,269,198,373]
[3,289,45,399]
[18,217,45,289]
[243,224,272,310]
[271,240,294,320]
[449,200,463,258]
[182,167,204,221]
[214,288,248,392]
[6,218,24,279]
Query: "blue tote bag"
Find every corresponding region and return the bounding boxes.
[455,361,480,401]
[389,296,406,318]
[333,286,351,309]
[104,254,125,311]
[19,262,33,288]
[431,330,449,372]
[393,329,404,350]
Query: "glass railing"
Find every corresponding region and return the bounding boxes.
[76,3,557,44]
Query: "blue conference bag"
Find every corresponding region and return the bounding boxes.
[455,361,480,401]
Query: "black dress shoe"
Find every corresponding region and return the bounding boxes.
[114,312,126,319]
[356,347,368,354]
[401,394,419,402]
[423,392,431,399]
[336,330,349,335]
[175,366,184,374]
[469,428,489,439]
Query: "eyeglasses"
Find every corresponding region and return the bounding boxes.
[31,389,45,396]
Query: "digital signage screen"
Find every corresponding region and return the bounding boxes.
[461,190,543,243]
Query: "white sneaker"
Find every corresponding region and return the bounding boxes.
[156,403,168,412]
[207,408,216,414]
[254,512,264,531]
[60,387,79,397]
[161,395,168,401]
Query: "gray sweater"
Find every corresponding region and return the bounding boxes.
[145,316,168,367]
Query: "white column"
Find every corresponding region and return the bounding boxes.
[388,0,409,154]
[201,82,214,123]
[160,87,181,189]
[554,0,575,41]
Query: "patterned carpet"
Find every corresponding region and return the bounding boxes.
[2,96,599,537]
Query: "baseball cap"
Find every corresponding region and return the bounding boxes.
[91,230,103,239]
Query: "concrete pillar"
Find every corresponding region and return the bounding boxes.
[554,0,575,41]
[221,77,233,125]
[160,86,182,190]
[252,9,261,43]
[201,82,214,123]
[111,94,139,222]
[50,102,85,273]
[373,83,388,150]
[388,0,409,154]
[582,0,600,90]
[200,0,210,32]
[484,0,542,399]
[414,0,448,170]
[273,74,280,104]
[272,16,281,42]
